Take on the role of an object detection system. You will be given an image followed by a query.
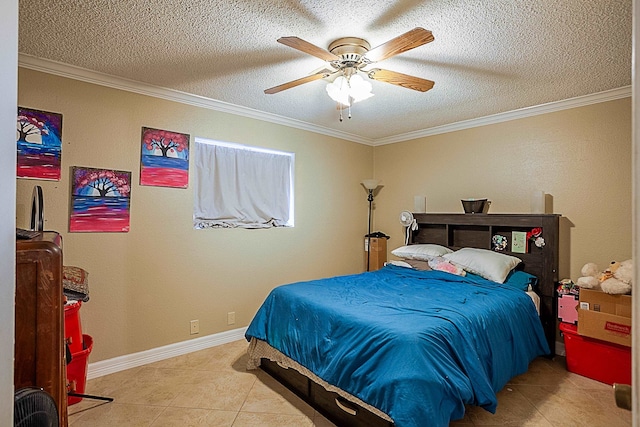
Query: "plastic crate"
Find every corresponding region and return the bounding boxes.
[67,334,93,406]
[560,322,631,385]
[64,301,83,354]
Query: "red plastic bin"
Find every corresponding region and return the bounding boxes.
[560,322,631,385]
[64,301,83,354]
[67,334,93,406]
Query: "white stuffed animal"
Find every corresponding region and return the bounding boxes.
[600,259,633,295]
[576,262,602,290]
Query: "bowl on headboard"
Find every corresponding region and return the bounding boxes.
[461,198,490,214]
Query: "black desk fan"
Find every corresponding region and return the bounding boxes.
[14,387,59,427]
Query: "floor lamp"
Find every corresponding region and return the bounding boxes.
[362,179,380,271]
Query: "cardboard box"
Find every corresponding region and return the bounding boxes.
[577,289,632,347]
[364,237,387,271]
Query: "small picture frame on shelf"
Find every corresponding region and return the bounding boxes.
[511,231,527,253]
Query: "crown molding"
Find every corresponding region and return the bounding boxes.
[18,54,374,145]
[374,86,631,145]
[19,54,630,146]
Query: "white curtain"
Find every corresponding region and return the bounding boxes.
[194,142,292,229]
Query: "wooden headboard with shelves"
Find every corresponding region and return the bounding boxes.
[410,213,560,355]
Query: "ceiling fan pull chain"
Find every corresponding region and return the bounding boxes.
[339,104,344,122]
[348,104,352,119]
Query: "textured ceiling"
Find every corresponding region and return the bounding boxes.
[18,0,631,143]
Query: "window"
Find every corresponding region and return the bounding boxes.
[193,137,294,229]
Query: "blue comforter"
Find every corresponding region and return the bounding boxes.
[245,265,549,427]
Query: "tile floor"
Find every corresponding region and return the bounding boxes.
[68,339,632,426]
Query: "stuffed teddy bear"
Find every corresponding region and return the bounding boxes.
[576,262,603,290]
[600,259,633,295]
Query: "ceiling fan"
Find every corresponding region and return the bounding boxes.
[264,27,435,108]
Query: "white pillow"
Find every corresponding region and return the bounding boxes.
[385,260,413,268]
[391,244,453,261]
[443,248,521,283]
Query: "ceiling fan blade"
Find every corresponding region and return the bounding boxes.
[364,27,434,63]
[367,68,435,92]
[277,36,340,62]
[264,71,331,94]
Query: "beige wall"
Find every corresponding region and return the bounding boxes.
[16,68,373,361]
[374,98,632,280]
[17,67,632,362]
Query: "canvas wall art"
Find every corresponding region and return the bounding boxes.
[17,107,63,180]
[140,127,189,188]
[70,167,132,232]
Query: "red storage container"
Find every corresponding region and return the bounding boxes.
[67,334,93,406]
[560,322,631,385]
[64,301,83,354]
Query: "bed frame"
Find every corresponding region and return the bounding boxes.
[258,213,560,427]
[409,213,560,354]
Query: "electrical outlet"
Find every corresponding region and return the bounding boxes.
[227,312,236,325]
[190,319,199,335]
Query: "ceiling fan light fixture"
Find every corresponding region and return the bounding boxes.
[325,73,374,107]
[265,28,435,113]
[326,75,351,106]
[348,74,374,103]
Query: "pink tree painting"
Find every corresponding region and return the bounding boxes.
[70,167,132,232]
[140,127,189,188]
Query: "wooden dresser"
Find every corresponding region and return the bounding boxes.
[15,232,68,426]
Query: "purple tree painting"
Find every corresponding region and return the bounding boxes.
[17,107,63,180]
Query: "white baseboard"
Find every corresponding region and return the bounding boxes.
[86,329,566,380]
[87,327,247,380]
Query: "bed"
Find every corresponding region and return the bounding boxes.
[245,213,560,427]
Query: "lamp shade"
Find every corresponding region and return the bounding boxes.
[326,76,351,106]
[326,73,374,107]
[361,179,380,190]
[348,74,374,103]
